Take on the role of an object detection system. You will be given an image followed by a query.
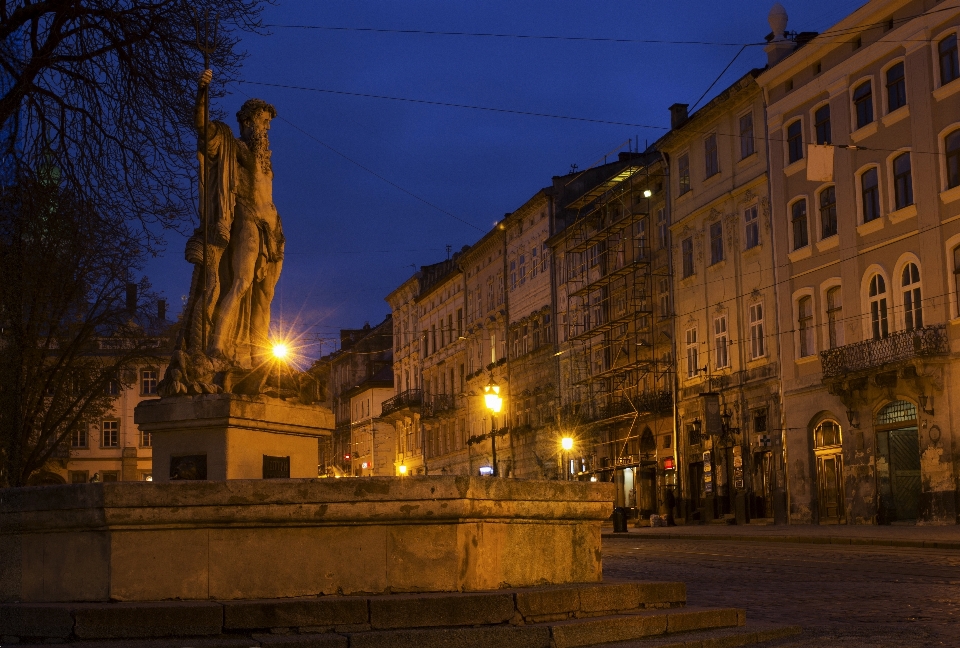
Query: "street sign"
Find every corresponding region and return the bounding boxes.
[758,434,772,447]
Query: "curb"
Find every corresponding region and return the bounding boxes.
[601,532,960,550]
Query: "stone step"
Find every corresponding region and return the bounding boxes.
[0,581,687,642]
[548,606,745,648]
[4,611,795,648]
[597,620,802,647]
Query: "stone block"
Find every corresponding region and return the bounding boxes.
[551,612,668,648]
[347,625,551,648]
[385,524,460,592]
[636,581,687,606]
[578,583,640,614]
[665,607,740,634]
[369,592,514,629]
[0,604,74,638]
[36,531,110,602]
[253,633,349,647]
[515,586,580,619]
[72,601,223,639]
[208,525,388,599]
[110,529,209,601]
[222,598,368,630]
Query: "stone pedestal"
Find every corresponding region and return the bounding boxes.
[134,394,334,482]
[0,477,614,602]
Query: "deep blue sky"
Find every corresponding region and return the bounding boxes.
[145,0,866,357]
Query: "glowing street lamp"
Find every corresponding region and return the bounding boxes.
[272,343,289,360]
[483,379,503,477]
[561,436,574,480]
[398,464,407,476]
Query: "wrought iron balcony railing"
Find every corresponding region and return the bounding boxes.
[380,389,423,417]
[819,324,948,379]
[422,393,456,419]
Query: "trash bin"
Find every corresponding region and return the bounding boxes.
[612,507,628,533]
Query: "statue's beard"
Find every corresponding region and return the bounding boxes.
[248,129,272,174]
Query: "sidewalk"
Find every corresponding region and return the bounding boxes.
[600,521,960,549]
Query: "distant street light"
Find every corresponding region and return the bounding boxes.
[561,436,574,480]
[398,464,407,476]
[483,379,503,477]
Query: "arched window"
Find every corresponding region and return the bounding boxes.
[940,33,959,86]
[798,296,814,357]
[869,274,889,340]
[901,263,922,331]
[853,81,874,129]
[819,186,837,238]
[893,153,913,210]
[814,420,842,448]
[946,130,960,190]
[861,168,880,222]
[826,286,843,348]
[876,400,917,426]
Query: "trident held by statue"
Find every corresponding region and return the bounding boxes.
[192,7,219,354]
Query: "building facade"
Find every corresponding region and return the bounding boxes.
[659,72,786,523]
[314,318,393,477]
[760,0,960,523]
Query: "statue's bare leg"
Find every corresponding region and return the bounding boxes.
[209,219,258,360]
[250,256,283,365]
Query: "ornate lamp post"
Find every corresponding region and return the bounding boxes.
[483,379,503,477]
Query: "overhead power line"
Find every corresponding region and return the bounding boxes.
[263,4,960,48]
[262,24,752,47]
[238,80,665,130]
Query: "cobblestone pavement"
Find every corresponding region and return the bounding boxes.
[602,537,960,646]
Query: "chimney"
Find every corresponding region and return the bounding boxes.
[157,299,166,321]
[765,3,795,66]
[125,282,137,314]
[669,104,689,130]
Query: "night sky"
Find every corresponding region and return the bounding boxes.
[144,0,867,358]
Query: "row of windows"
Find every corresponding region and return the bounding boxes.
[684,302,766,377]
[509,243,549,290]
[680,204,761,279]
[102,370,158,396]
[794,263,924,360]
[424,310,464,356]
[785,132,960,253]
[785,35,959,165]
[71,421,152,448]
[677,113,758,196]
[676,35,960,196]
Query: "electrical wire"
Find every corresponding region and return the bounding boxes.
[231,86,486,233]
[239,79,953,159]
[262,4,960,48]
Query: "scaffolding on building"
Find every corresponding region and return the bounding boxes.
[554,158,674,489]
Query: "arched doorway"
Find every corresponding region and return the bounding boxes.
[875,400,921,524]
[813,420,844,523]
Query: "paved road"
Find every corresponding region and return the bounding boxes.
[603,537,960,646]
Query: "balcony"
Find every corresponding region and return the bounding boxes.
[819,324,948,379]
[422,393,457,419]
[380,389,422,419]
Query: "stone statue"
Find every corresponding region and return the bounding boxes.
[159,70,285,397]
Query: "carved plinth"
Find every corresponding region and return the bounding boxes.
[134,394,334,481]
